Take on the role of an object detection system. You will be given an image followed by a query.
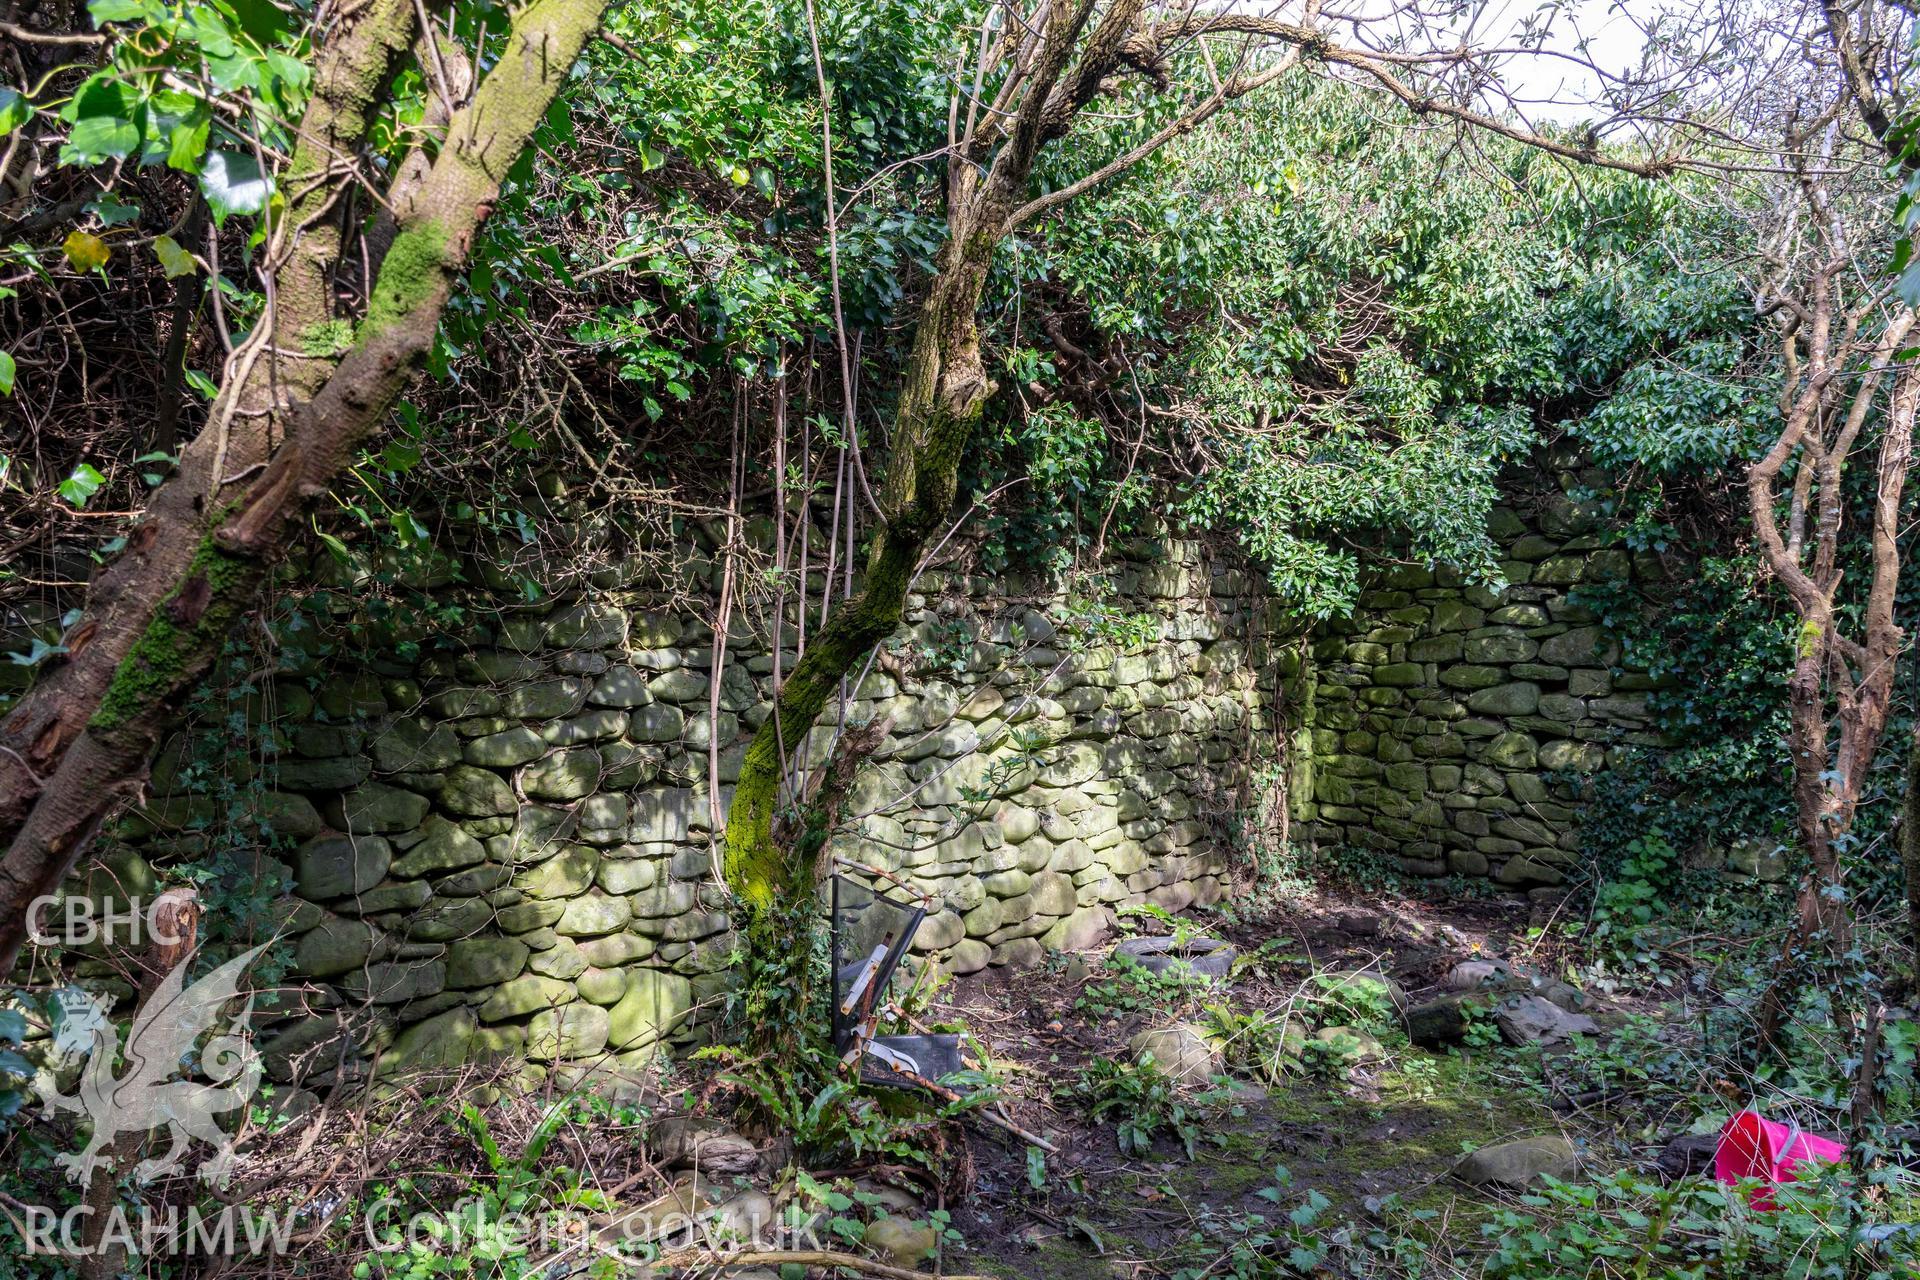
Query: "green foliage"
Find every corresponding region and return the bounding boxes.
[1073,1056,1222,1158]
[1199,1002,1303,1087]
[1571,556,1799,918]
[1587,830,1684,967]
[356,1093,636,1280]
[1074,954,1208,1024]
[1170,1165,1346,1279]
[1304,971,1398,1035]
[965,77,1737,616]
[1482,1167,1920,1280]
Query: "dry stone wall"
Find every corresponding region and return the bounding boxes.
[35,457,1724,1088]
[1290,474,1665,894]
[88,533,1283,1087]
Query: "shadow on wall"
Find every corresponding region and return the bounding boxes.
[52,533,1288,1087]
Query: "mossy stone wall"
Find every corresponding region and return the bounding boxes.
[1289,475,1664,894]
[87,532,1282,1088]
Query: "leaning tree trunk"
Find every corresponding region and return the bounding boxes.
[713,0,1115,933]
[721,204,1002,917]
[0,0,418,849]
[0,0,613,972]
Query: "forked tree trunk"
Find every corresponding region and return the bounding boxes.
[0,0,419,846]
[0,0,613,972]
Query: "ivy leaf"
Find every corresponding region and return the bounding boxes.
[0,88,31,137]
[219,0,295,43]
[85,194,140,226]
[152,234,198,278]
[62,229,110,272]
[199,149,272,223]
[165,105,211,172]
[86,0,146,23]
[61,75,140,162]
[382,440,421,472]
[58,462,106,507]
[1898,256,1920,312]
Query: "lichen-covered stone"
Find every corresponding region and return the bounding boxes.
[296,834,391,899]
[647,669,709,703]
[608,969,693,1050]
[464,727,546,768]
[478,975,576,1021]
[407,897,493,942]
[295,916,377,977]
[505,677,591,719]
[373,719,461,774]
[447,938,530,989]
[278,756,374,792]
[382,1007,476,1073]
[391,817,485,877]
[575,966,629,1005]
[438,766,517,817]
[1465,682,1540,717]
[517,846,599,899]
[599,857,660,894]
[557,892,632,938]
[521,748,600,801]
[343,959,444,1004]
[527,1003,611,1061]
[329,783,431,833]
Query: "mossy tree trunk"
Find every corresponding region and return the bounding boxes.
[0,0,614,971]
[1905,733,1920,985]
[0,0,417,847]
[722,206,1002,918]
[715,0,1122,929]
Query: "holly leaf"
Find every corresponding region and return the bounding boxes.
[199,149,272,223]
[62,229,110,272]
[152,234,198,278]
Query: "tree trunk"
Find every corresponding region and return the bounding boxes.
[0,0,613,973]
[1786,615,1849,941]
[721,210,1000,916]
[0,0,419,846]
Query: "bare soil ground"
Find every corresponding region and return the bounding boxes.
[934,884,1631,1279]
